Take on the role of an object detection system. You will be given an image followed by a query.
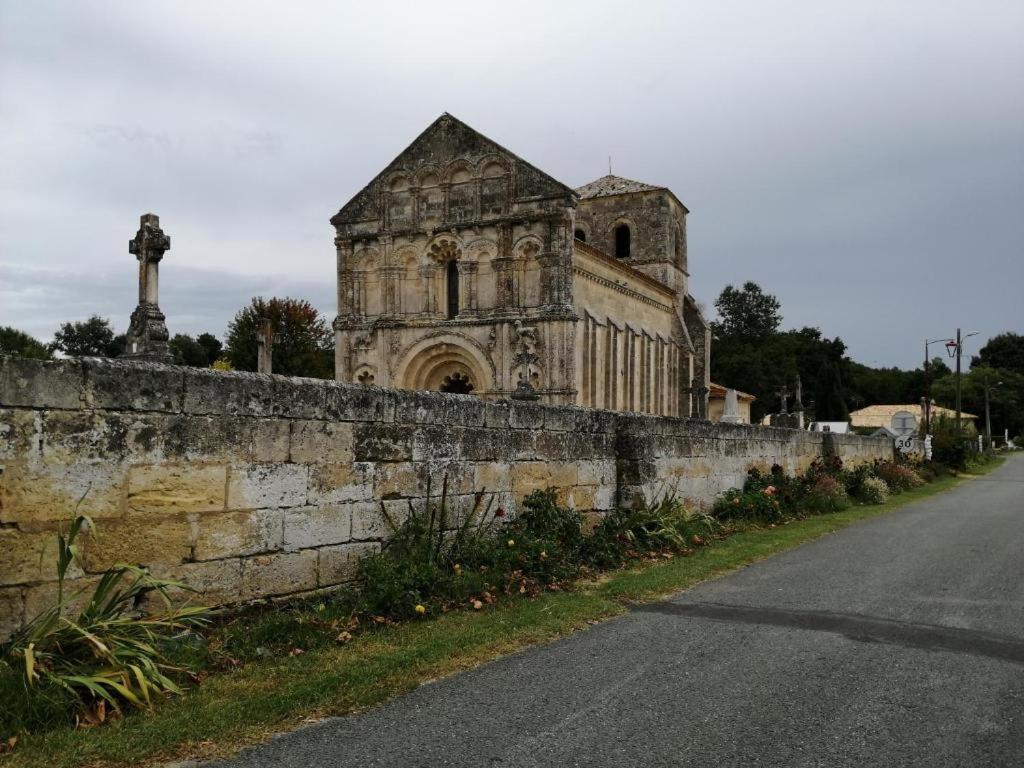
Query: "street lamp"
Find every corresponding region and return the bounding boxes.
[923,336,954,434]
[944,329,980,433]
[983,376,1003,450]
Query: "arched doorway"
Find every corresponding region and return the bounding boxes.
[394,335,493,396]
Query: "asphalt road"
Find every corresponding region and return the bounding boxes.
[210,457,1024,768]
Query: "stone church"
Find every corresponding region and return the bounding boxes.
[330,113,710,417]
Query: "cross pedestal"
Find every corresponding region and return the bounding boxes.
[123,213,173,362]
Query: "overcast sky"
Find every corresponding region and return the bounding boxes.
[1,1,1021,369]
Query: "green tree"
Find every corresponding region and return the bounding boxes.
[931,365,1024,440]
[196,333,223,365]
[224,297,333,378]
[712,282,782,341]
[169,334,210,367]
[971,332,1024,375]
[51,316,122,357]
[0,326,52,359]
[813,359,849,422]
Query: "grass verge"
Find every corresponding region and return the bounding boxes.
[0,464,1000,768]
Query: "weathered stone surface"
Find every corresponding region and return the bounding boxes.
[0,357,894,639]
[241,550,318,599]
[283,504,352,550]
[290,420,354,464]
[0,528,80,585]
[22,576,101,624]
[318,542,379,586]
[127,463,227,515]
[0,355,83,410]
[227,463,308,510]
[81,516,193,572]
[84,358,183,412]
[192,509,284,561]
[0,587,22,638]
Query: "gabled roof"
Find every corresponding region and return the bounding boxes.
[331,113,577,226]
[575,174,665,199]
[849,404,977,429]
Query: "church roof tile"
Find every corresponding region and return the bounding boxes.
[574,174,664,199]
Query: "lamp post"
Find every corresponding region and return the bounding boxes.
[924,336,954,434]
[945,329,979,434]
[983,375,1002,450]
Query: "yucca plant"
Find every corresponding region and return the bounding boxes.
[1,516,209,717]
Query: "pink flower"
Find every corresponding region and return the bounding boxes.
[763,485,776,496]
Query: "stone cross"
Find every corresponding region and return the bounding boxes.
[776,385,789,415]
[256,318,275,375]
[792,374,804,412]
[123,213,173,362]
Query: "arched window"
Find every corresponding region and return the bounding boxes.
[614,224,631,258]
[440,371,474,394]
[446,260,460,318]
[574,228,586,242]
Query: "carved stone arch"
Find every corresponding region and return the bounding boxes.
[426,232,464,263]
[477,154,508,178]
[415,164,442,187]
[610,217,636,259]
[573,221,591,243]
[387,173,411,191]
[463,236,497,263]
[393,333,495,395]
[352,245,381,271]
[444,159,475,183]
[512,234,543,260]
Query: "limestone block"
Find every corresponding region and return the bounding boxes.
[83,359,184,413]
[283,504,353,550]
[482,401,511,429]
[81,516,193,572]
[146,558,244,605]
[183,368,274,417]
[577,459,615,486]
[508,401,544,430]
[392,390,486,427]
[127,463,227,515]
[272,376,328,420]
[351,500,396,541]
[510,461,551,500]
[42,410,128,463]
[591,485,616,511]
[0,587,23,639]
[374,462,421,499]
[323,380,388,422]
[307,462,372,504]
[352,423,412,462]
[193,509,284,561]
[318,542,380,586]
[411,425,462,462]
[474,462,512,493]
[290,420,354,464]
[227,463,308,510]
[241,550,318,599]
[162,415,291,464]
[458,427,501,462]
[0,528,83,585]
[21,576,101,626]
[0,460,125,526]
[0,356,84,410]
[0,409,39,461]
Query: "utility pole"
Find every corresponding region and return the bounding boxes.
[924,336,954,434]
[955,328,962,433]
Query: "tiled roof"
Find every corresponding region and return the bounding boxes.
[574,174,664,199]
[849,404,977,428]
[709,382,756,401]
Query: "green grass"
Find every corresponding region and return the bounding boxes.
[0,465,996,768]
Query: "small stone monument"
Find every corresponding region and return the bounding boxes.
[256,317,275,374]
[720,388,742,423]
[511,371,540,401]
[123,213,173,362]
[792,375,805,429]
[690,378,709,420]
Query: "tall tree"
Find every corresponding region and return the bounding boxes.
[712,282,782,341]
[814,359,849,422]
[169,334,211,367]
[0,326,52,359]
[51,316,122,357]
[224,297,333,378]
[971,333,1024,375]
[196,333,223,365]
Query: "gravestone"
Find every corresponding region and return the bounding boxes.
[720,388,741,423]
[123,213,173,362]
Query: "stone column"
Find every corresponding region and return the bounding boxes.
[256,318,274,374]
[124,213,173,362]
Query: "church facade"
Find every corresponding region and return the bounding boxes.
[330,113,710,417]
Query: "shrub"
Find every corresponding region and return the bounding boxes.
[858,476,890,505]
[804,474,851,513]
[713,486,785,523]
[585,493,718,568]
[874,461,925,492]
[1,517,209,724]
